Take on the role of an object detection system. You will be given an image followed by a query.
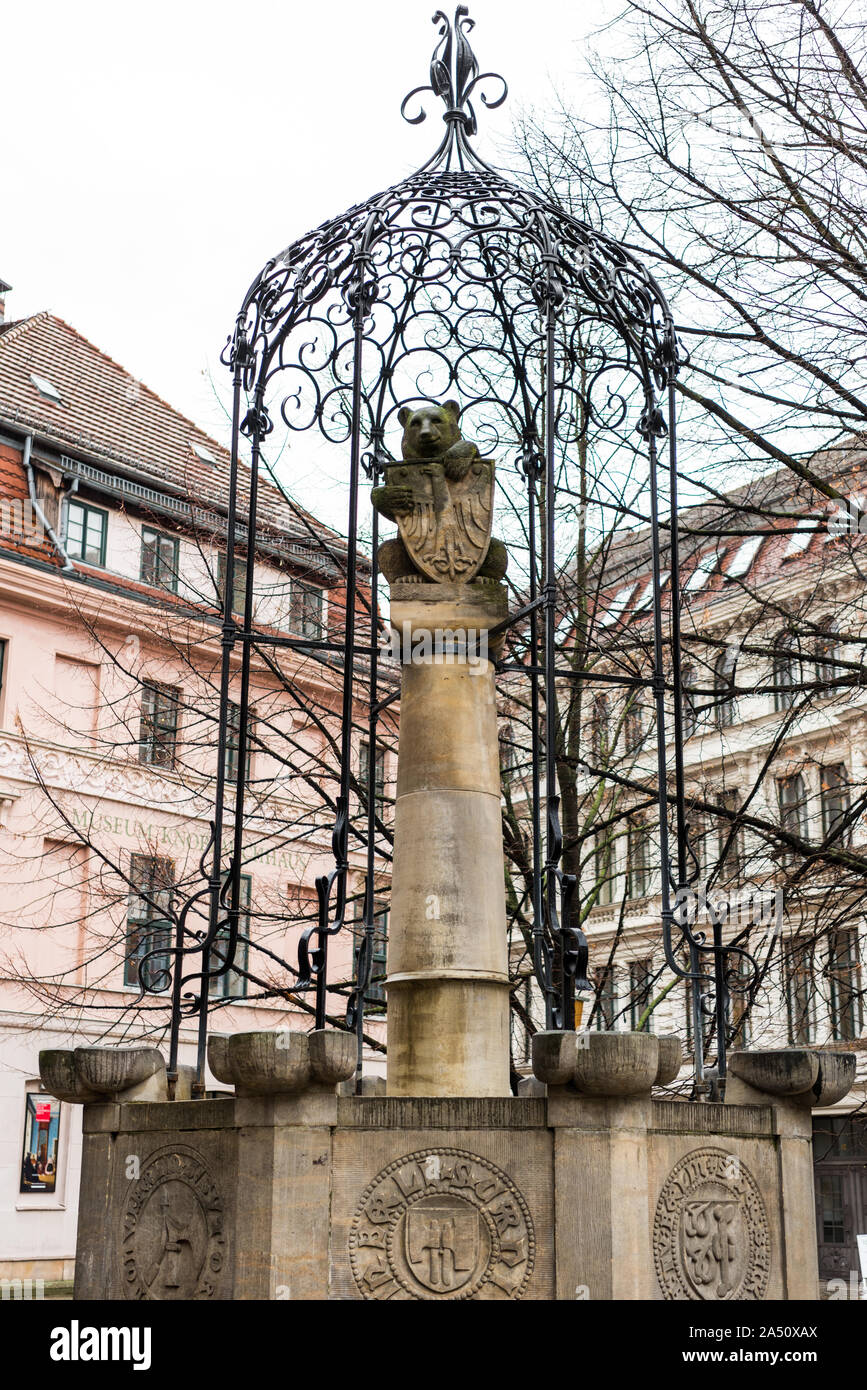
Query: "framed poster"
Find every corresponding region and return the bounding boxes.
[20,1092,61,1193]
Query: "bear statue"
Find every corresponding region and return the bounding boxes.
[372,399,508,586]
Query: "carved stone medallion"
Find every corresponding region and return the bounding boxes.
[349,1148,534,1300]
[120,1144,227,1300]
[653,1147,770,1301]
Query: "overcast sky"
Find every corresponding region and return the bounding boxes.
[3,0,612,520]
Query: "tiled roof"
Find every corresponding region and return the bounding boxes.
[587,442,867,630]
[0,312,346,559]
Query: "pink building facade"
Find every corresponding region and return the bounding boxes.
[0,306,390,1282]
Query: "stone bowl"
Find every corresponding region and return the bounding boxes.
[74,1046,164,1096]
[728,1049,819,1098]
[207,1028,357,1094]
[812,1051,856,1107]
[572,1032,659,1097]
[207,1033,233,1085]
[531,1031,578,1087]
[654,1035,683,1086]
[309,1029,357,1086]
[39,1049,101,1104]
[224,1030,312,1094]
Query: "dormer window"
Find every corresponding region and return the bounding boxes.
[632,571,670,613]
[782,517,815,558]
[684,551,719,593]
[725,535,763,579]
[190,441,217,465]
[66,500,107,566]
[29,372,62,405]
[288,577,325,638]
[598,584,636,629]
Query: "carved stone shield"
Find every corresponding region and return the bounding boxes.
[405,1197,480,1294]
[391,458,495,582]
[682,1198,745,1300]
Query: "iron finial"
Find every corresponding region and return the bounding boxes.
[401,6,507,137]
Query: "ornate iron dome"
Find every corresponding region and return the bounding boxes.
[146,6,758,1098]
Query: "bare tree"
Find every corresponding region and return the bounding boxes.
[0,488,396,1063]
[488,0,867,1087]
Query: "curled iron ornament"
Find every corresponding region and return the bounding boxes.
[400,6,507,137]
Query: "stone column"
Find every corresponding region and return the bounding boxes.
[385,580,511,1097]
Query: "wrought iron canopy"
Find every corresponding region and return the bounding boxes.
[147,6,759,1100]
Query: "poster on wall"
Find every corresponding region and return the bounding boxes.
[20,1093,61,1193]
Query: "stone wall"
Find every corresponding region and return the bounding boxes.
[49,1034,853,1301]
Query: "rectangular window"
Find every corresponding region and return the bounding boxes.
[139,681,180,768]
[218,553,248,615]
[0,638,7,720]
[66,500,107,566]
[359,739,386,818]
[140,527,180,593]
[777,774,808,845]
[773,639,801,711]
[688,815,705,876]
[828,928,862,1042]
[714,651,737,728]
[681,665,698,740]
[125,854,174,992]
[684,977,694,1050]
[225,701,254,784]
[288,578,325,638]
[629,958,654,1031]
[716,790,744,876]
[815,629,839,693]
[785,936,814,1045]
[209,874,251,999]
[499,726,516,784]
[624,702,643,754]
[627,816,651,899]
[20,1092,61,1194]
[593,968,616,1030]
[590,694,610,763]
[728,954,752,1047]
[817,1173,845,1244]
[820,763,850,844]
[594,831,614,906]
[354,885,388,1009]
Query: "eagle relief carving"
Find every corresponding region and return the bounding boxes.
[372,400,508,586]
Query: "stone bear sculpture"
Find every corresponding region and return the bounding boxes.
[372,400,508,585]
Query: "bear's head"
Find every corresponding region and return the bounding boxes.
[398,400,462,460]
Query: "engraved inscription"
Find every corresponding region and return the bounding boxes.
[120,1144,227,1300]
[349,1148,534,1300]
[653,1147,770,1301]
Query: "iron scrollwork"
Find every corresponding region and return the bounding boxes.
[134,6,755,1097]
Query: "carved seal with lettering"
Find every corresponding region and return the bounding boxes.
[349,1148,534,1300]
[120,1144,227,1300]
[653,1147,770,1301]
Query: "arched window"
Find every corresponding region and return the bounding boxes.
[714,648,737,728]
